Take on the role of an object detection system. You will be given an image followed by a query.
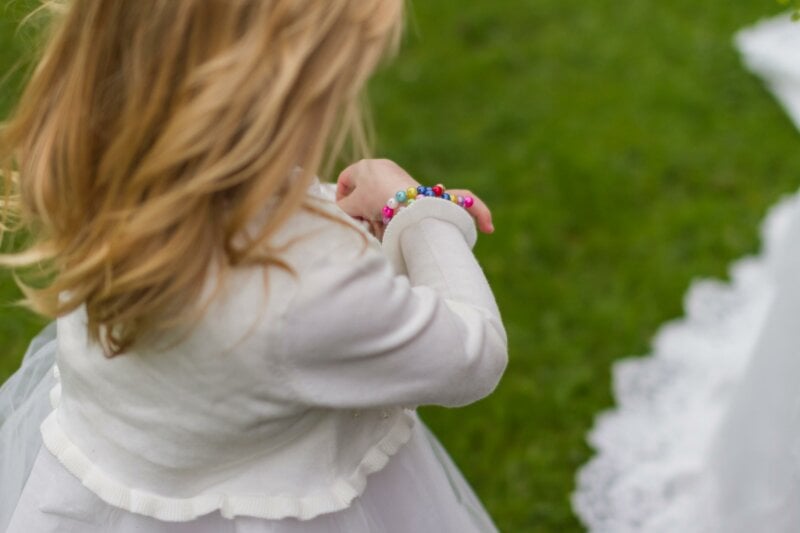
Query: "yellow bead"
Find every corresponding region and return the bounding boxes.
[450,195,458,204]
[406,187,417,199]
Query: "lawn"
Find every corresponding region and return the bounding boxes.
[2,1,800,531]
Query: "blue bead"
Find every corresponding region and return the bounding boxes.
[417,185,426,194]
[395,191,408,203]
[442,193,451,200]
[425,187,433,196]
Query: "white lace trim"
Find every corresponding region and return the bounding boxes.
[572,191,800,532]
[735,14,800,127]
[40,367,415,522]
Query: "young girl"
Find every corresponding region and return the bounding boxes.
[0,1,507,532]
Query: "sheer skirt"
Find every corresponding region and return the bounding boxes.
[0,325,497,533]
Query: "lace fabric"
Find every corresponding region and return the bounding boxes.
[573,13,800,531]
[573,192,799,532]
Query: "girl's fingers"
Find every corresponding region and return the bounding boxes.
[336,190,365,220]
[470,195,494,234]
[336,166,355,201]
[336,166,368,219]
[369,219,386,240]
[448,189,494,234]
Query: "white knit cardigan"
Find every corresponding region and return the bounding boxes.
[40,180,508,522]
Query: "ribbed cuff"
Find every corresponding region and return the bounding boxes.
[381,197,477,276]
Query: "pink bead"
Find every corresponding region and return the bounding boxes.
[463,196,475,208]
[382,205,394,218]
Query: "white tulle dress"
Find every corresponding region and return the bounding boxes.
[0,183,501,533]
[1,336,494,533]
[573,14,800,533]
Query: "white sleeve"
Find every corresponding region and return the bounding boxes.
[281,198,507,409]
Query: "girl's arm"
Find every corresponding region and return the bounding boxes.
[280,189,507,409]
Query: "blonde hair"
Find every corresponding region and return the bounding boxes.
[0,0,403,355]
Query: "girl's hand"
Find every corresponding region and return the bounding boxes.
[336,159,419,222]
[446,188,495,234]
[336,158,494,237]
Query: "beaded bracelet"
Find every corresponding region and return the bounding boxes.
[382,184,474,224]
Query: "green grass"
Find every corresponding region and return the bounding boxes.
[2,1,800,531]
[0,0,49,375]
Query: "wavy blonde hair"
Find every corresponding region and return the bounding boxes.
[0,0,403,355]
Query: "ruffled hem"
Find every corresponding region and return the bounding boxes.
[572,189,800,532]
[41,365,415,522]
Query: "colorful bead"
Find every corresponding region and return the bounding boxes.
[384,184,474,223]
